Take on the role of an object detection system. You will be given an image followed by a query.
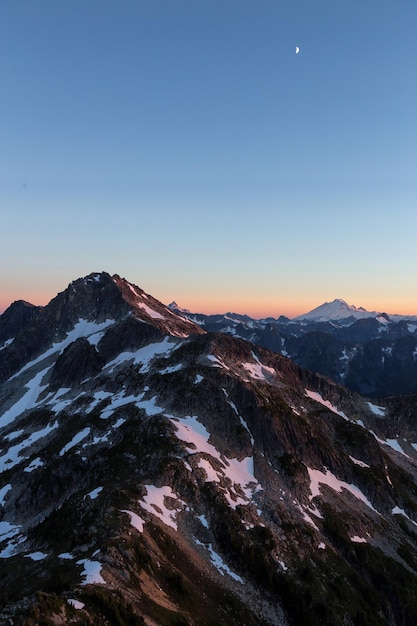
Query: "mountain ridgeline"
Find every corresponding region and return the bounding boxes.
[169,299,417,398]
[1,273,417,625]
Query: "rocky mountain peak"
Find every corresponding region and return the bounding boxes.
[2,273,417,625]
[0,300,42,345]
[111,274,204,337]
[0,272,204,385]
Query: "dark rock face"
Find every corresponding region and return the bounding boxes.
[45,272,131,332]
[0,272,203,385]
[2,274,417,626]
[97,316,165,362]
[49,338,104,390]
[0,300,42,343]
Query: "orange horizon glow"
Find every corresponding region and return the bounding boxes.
[1,289,416,321]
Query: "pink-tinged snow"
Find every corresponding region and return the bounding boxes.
[0,420,58,473]
[241,352,275,381]
[170,415,260,509]
[301,509,320,530]
[305,390,349,420]
[10,319,115,380]
[207,354,230,370]
[293,498,322,530]
[367,401,386,417]
[307,467,379,514]
[183,460,193,472]
[198,458,221,483]
[0,367,50,428]
[349,455,370,469]
[231,404,254,445]
[126,283,142,298]
[68,599,85,610]
[106,337,178,373]
[59,427,91,456]
[77,558,106,585]
[318,542,326,549]
[171,416,217,456]
[350,535,367,543]
[194,539,244,583]
[139,485,186,531]
[121,509,146,533]
[136,301,165,319]
[124,283,161,310]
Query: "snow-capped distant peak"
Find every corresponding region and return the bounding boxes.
[168,302,191,314]
[295,299,378,322]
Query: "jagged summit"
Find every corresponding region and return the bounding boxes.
[0,300,42,344]
[294,298,379,322]
[0,272,204,384]
[111,274,204,337]
[2,272,417,624]
[167,300,191,314]
[56,272,204,336]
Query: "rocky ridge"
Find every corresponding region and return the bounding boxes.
[168,301,417,397]
[1,274,417,625]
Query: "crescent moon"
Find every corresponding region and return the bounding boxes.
[295,46,300,54]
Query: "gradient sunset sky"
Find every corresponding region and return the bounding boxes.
[2,1,416,318]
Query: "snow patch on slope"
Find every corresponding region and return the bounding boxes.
[170,415,260,509]
[10,319,115,380]
[0,420,58,472]
[106,337,179,373]
[1,368,50,428]
[305,390,349,420]
[139,485,186,531]
[307,467,379,515]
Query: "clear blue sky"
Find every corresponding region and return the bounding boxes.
[2,1,416,317]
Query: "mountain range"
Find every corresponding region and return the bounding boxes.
[1,273,417,625]
[168,298,417,398]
